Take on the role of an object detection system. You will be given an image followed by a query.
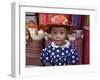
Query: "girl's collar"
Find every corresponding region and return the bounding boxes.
[51,40,70,48]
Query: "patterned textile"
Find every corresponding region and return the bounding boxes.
[70,37,83,64]
[69,30,84,64]
[40,41,79,66]
[26,40,43,65]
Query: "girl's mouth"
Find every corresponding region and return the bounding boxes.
[55,40,62,42]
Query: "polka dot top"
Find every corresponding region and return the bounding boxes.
[40,40,79,66]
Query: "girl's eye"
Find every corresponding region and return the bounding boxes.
[60,32,64,34]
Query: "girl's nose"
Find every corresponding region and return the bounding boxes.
[55,34,61,39]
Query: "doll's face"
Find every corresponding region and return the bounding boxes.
[28,21,36,28]
[51,26,67,46]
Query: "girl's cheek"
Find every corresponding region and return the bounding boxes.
[52,34,56,40]
[59,34,65,39]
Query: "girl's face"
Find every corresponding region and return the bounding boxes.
[51,26,67,46]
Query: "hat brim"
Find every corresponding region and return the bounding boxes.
[46,24,73,33]
[46,24,72,29]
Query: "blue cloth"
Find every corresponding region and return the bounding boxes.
[40,44,79,66]
[73,15,79,30]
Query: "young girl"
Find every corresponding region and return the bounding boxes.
[40,15,79,66]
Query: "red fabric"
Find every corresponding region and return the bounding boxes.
[83,28,90,64]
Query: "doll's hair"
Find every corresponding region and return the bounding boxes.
[26,28,32,43]
[28,20,35,24]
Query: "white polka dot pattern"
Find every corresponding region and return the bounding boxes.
[40,45,79,66]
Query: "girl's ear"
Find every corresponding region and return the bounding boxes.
[46,33,53,40]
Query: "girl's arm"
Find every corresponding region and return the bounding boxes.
[40,48,51,66]
[68,48,79,65]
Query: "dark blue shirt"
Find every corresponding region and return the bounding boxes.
[40,42,79,66]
